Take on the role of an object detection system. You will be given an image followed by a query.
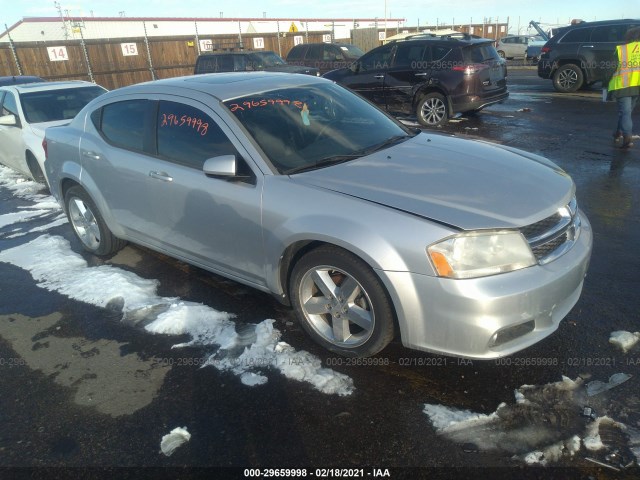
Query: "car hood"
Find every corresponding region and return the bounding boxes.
[28,119,72,138]
[289,133,574,230]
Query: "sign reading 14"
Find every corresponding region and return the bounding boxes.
[48,46,69,62]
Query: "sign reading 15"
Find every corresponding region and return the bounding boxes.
[121,43,139,56]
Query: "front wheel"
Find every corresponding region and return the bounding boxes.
[290,246,395,357]
[64,186,126,256]
[552,64,583,93]
[416,92,449,127]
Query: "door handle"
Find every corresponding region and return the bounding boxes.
[582,44,594,48]
[374,74,385,79]
[414,72,429,76]
[149,171,173,182]
[82,150,101,160]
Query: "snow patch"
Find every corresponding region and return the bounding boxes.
[609,330,640,353]
[160,426,191,456]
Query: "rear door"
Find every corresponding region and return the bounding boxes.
[587,23,640,83]
[382,42,428,115]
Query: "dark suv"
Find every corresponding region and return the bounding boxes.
[286,43,364,74]
[538,19,640,92]
[194,51,319,76]
[323,34,508,127]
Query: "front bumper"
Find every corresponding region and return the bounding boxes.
[379,210,592,359]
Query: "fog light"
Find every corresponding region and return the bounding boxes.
[489,320,535,347]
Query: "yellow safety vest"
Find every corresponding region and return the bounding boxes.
[608,41,640,92]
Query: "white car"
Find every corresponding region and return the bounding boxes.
[0,80,107,186]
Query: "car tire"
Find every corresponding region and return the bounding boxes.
[498,50,506,58]
[552,64,583,93]
[26,152,47,186]
[416,92,448,127]
[290,245,395,357]
[64,185,126,256]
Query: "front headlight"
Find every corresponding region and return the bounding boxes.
[427,231,536,279]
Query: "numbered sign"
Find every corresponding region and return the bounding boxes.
[253,37,265,49]
[48,46,69,62]
[121,43,138,56]
[378,32,386,41]
[294,35,303,46]
[199,39,213,52]
[322,34,332,43]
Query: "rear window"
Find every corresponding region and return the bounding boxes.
[287,45,305,60]
[560,28,592,43]
[20,86,106,123]
[591,24,637,42]
[466,44,501,63]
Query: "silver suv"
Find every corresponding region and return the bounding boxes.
[44,73,592,359]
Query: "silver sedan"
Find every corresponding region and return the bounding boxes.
[44,73,592,358]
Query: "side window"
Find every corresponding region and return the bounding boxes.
[1,91,19,117]
[432,46,452,62]
[307,44,323,60]
[157,100,238,170]
[287,46,304,60]
[591,24,632,42]
[360,44,394,70]
[100,100,150,152]
[560,28,592,43]
[393,43,426,67]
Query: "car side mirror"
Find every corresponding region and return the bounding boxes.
[0,114,17,126]
[336,54,345,61]
[350,61,361,73]
[203,154,253,182]
[203,154,237,177]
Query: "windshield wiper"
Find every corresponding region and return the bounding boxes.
[364,134,413,154]
[284,154,362,175]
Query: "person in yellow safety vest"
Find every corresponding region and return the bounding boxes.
[608,26,640,149]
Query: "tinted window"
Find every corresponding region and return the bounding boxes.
[157,101,237,169]
[20,86,106,123]
[217,55,235,71]
[431,46,452,62]
[307,44,323,59]
[467,44,501,62]
[561,28,592,43]
[393,43,426,67]
[1,91,18,116]
[591,24,633,42]
[101,100,150,152]
[360,44,394,70]
[287,45,305,60]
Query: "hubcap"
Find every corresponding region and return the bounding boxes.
[420,98,446,125]
[558,69,578,89]
[299,266,374,347]
[68,197,101,251]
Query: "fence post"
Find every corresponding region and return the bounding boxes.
[276,21,282,57]
[78,22,94,83]
[194,21,201,55]
[4,24,23,75]
[238,21,244,50]
[143,21,156,80]
[305,22,309,43]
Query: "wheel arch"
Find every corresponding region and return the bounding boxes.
[413,85,453,116]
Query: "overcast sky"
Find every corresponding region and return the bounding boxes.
[1,0,634,32]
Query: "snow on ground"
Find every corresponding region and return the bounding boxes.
[0,167,354,396]
[423,376,638,467]
[160,426,191,456]
[609,330,640,353]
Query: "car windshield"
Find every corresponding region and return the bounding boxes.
[224,82,412,174]
[20,86,106,123]
[249,52,287,67]
[340,45,365,57]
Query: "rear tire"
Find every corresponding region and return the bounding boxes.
[64,185,126,256]
[416,92,449,127]
[552,64,583,93]
[290,245,395,357]
[26,152,47,186]
[498,50,506,58]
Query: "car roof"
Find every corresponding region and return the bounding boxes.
[0,75,45,86]
[0,80,101,93]
[101,72,327,102]
[198,51,276,56]
[394,33,494,45]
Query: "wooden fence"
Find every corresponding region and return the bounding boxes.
[0,31,333,90]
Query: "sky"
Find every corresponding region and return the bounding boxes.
[1,0,635,33]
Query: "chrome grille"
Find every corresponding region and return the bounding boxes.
[521,197,580,264]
